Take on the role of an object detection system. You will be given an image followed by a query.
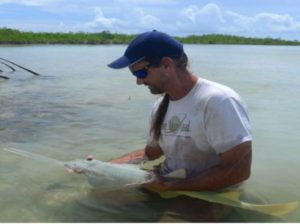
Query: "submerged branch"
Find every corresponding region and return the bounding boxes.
[0,61,16,72]
[0,74,9,79]
[0,57,40,76]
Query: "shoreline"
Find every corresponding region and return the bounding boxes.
[1,28,300,46]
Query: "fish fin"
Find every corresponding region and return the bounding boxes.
[164,169,187,179]
[160,190,299,217]
[124,182,145,188]
[240,200,299,217]
[140,156,166,171]
[218,191,241,202]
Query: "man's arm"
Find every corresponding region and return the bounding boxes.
[108,149,145,164]
[108,145,163,164]
[145,145,164,160]
[142,141,252,192]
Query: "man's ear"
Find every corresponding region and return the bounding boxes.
[160,57,174,70]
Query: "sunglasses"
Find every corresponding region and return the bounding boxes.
[131,64,153,79]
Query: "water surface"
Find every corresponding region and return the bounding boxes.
[0,44,299,222]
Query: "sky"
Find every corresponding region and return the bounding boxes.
[0,0,300,40]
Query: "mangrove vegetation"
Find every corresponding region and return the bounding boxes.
[1,28,300,46]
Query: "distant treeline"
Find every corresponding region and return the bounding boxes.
[1,28,300,46]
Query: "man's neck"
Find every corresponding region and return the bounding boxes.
[166,72,198,101]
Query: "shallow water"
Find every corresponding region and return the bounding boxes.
[0,44,299,222]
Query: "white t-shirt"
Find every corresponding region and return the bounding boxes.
[147,78,252,176]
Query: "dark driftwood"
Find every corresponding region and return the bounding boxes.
[0,61,15,72]
[0,57,40,76]
[0,75,9,80]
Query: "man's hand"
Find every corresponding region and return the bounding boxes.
[141,172,173,192]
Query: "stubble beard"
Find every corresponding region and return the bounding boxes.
[146,71,168,95]
[148,85,164,95]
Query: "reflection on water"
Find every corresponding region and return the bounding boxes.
[0,45,299,222]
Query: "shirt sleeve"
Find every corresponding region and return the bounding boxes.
[204,97,252,154]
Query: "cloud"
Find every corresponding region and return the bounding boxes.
[1,1,300,40]
[84,5,161,33]
[177,3,225,34]
[134,8,160,28]
[0,0,50,6]
[176,3,300,38]
[181,3,224,23]
[86,7,126,30]
[226,11,300,33]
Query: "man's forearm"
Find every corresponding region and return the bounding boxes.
[109,149,145,164]
[166,162,248,191]
[164,143,252,191]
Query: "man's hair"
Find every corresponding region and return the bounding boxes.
[145,52,188,70]
[150,52,189,141]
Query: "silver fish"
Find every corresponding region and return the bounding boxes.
[3,147,185,188]
[65,159,150,187]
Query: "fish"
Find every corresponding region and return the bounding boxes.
[66,159,150,187]
[3,147,185,188]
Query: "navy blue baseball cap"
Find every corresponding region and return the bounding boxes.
[108,30,183,69]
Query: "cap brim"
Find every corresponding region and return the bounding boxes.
[107,56,130,69]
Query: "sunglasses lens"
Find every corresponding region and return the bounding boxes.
[133,69,147,78]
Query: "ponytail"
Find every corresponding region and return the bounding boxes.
[151,94,170,141]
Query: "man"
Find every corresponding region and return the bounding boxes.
[107,30,252,192]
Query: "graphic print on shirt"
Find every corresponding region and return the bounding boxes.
[161,113,191,138]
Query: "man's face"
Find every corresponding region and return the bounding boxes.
[129,61,167,95]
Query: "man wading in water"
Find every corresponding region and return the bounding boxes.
[107,30,252,193]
